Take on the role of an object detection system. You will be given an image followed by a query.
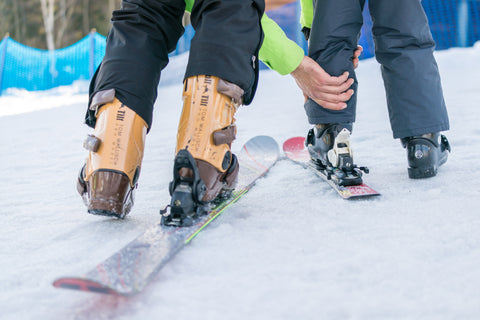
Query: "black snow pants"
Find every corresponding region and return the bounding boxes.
[85,0,265,131]
[305,0,450,139]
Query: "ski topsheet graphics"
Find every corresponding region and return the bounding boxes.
[283,136,379,199]
[53,135,280,296]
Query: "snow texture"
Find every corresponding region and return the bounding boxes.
[1,44,480,320]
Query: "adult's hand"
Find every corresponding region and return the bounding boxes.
[290,45,363,110]
[290,56,354,110]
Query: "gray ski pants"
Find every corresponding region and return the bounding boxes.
[305,0,450,139]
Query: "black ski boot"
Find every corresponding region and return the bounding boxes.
[401,132,450,179]
[306,124,368,186]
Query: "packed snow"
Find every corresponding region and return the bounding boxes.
[1,43,480,320]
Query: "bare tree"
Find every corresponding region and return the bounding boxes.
[56,0,78,48]
[17,1,28,42]
[108,0,121,17]
[83,0,90,35]
[0,1,9,37]
[2,0,123,49]
[40,0,55,50]
[12,0,22,40]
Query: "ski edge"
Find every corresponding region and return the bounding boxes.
[52,277,122,296]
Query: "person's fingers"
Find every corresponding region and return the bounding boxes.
[353,58,359,69]
[331,78,354,94]
[354,45,363,57]
[311,89,354,108]
[311,78,354,95]
[312,99,347,110]
[327,71,350,85]
[352,45,363,68]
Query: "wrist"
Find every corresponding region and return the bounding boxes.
[290,56,306,78]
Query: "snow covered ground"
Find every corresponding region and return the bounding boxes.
[1,44,480,320]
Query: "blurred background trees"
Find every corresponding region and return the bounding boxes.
[1,0,122,49]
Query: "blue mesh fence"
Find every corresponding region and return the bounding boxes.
[0,31,105,94]
[1,0,479,95]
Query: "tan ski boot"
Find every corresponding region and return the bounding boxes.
[77,91,147,218]
[162,75,242,226]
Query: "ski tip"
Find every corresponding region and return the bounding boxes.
[283,136,309,161]
[53,277,120,295]
[282,136,306,152]
[243,135,279,154]
[240,135,280,165]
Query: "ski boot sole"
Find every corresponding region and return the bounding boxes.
[407,166,437,179]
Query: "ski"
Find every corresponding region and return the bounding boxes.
[283,136,380,199]
[53,135,280,296]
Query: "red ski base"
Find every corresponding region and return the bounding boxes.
[53,278,118,295]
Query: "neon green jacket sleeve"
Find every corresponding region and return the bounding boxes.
[258,14,305,75]
[299,0,313,29]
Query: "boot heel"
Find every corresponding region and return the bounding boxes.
[402,132,450,179]
[407,165,437,179]
[87,170,134,219]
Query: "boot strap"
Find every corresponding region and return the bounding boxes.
[213,125,236,146]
